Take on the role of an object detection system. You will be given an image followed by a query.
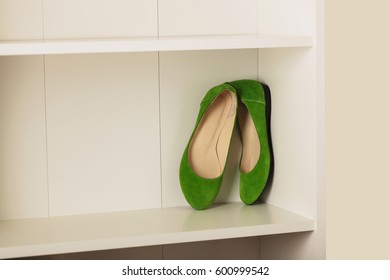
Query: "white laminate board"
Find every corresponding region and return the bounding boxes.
[0,0,43,40]
[43,0,157,39]
[0,35,314,56]
[0,202,314,259]
[258,0,315,35]
[163,237,260,260]
[0,56,48,220]
[159,0,258,36]
[258,48,317,218]
[45,53,161,216]
[159,49,258,208]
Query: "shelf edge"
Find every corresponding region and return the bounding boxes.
[0,35,314,56]
[0,220,314,259]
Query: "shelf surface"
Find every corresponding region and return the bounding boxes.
[0,34,313,56]
[0,202,314,259]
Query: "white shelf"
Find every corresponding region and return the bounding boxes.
[0,202,314,259]
[0,35,314,56]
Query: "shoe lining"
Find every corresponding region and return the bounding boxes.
[189,90,237,179]
[238,100,260,173]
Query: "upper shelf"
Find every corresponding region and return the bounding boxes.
[0,202,314,259]
[0,35,314,56]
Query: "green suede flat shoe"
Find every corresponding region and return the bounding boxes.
[228,80,273,205]
[179,83,237,210]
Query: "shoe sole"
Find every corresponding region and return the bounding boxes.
[258,83,274,201]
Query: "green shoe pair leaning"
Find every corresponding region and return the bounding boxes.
[179,79,273,210]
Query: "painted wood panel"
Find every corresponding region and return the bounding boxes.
[159,0,257,36]
[43,0,157,39]
[45,53,161,216]
[0,0,43,40]
[0,56,48,219]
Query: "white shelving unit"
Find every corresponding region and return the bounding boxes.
[0,0,324,259]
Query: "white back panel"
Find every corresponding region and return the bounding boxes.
[159,0,258,36]
[45,53,161,216]
[261,232,317,259]
[43,0,157,39]
[258,0,315,35]
[0,0,43,40]
[164,237,260,259]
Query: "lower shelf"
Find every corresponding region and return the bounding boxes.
[0,202,314,259]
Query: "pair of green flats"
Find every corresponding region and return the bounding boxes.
[179,79,273,210]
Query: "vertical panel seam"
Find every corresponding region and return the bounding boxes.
[158,52,163,209]
[157,0,160,38]
[256,0,259,35]
[43,56,50,218]
[157,0,163,209]
[41,0,45,39]
[259,236,262,259]
[41,0,50,217]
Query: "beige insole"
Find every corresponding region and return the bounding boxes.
[238,101,260,173]
[189,90,237,179]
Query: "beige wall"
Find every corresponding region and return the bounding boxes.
[326,0,390,259]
